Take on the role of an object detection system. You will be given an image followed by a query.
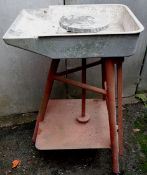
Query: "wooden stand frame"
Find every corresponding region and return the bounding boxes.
[32,57,124,174]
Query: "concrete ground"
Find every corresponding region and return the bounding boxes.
[0,103,146,175]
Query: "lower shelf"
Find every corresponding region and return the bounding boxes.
[35,99,110,150]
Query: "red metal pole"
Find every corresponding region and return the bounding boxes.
[105,59,119,174]
[82,59,86,117]
[117,59,123,156]
[32,59,60,142]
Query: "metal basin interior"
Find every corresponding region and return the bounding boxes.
[3,4,144,39]
[3,4,144,58]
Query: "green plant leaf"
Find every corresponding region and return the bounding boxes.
[135,93,147,108]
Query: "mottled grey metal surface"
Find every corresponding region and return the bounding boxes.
[3,4,143,38]
[0,0,64,116]
[4,35,139,58]
[3,4,143,58]
[65,0,147,97]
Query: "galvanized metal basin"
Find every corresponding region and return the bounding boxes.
[3,4,144,58]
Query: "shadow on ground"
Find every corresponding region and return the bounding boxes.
[0,103,146,175]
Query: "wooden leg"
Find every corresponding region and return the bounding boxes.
[105,59,119,174]
[81,58,86,117]
[77,58,90,123]
[32,59,60,142]
[102,59,106,100]
[117,58,124,156]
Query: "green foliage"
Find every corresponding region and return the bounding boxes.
[135,93,147,108]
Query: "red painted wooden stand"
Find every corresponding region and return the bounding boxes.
[32,57,124,174]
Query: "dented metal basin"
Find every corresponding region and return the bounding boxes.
[3,4,144,58]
